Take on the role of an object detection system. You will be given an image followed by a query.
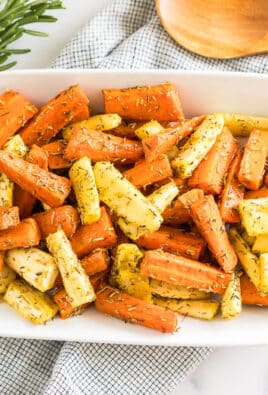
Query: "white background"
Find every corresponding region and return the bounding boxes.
[9,0,268,394]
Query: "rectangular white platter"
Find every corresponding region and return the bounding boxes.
[0,69,268,346]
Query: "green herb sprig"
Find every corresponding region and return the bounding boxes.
[0,0,64,71]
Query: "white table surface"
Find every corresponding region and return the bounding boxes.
[9,1,268,394]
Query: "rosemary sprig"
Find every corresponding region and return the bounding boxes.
[0,0,64,71]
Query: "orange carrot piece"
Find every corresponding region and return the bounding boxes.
[103,83,184,122]
[136,226,205,260]
[0,251,4,271]
[111,121,144,139]
[238,129,266,190]
[71,206,117,258]
[53,289,89,319]
[42,140,72,169]
[123,154,172,188]
[190,195,237,273]
[178,188,204,210]
[188,127,238,195]
[65,126,143,163]
[142,115,206,162]
[20,85,89,146]
[0,90,37,149]
[33,205,80,240]
[13,185,36,219]
[140,249,231,294]
[27,144,48,170]
[80,248,110,276]
[0,218,40,250]
[162,199,191,225]
[244,188,268,199]
[241,275,268,306]
[89,270,108,292]
[0,150,71,207]
[0,206,20,230]
[95,286,178,333]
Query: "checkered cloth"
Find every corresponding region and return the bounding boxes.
[1,0,267,394]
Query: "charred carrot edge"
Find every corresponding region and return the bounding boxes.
[238,129,266,190]
[27,144,48,170]
[20,85,90,146]
[0,150,71,207]
[162,198,191,225]
[53,289,89,319]
[241,275,268,306]
[0,90,37,149]
[219,150,245,223]
[13,185,36,219]
[123,154,172,189]
[65,126,143,163]
[244,188,268,199]
[0,218,40,250]
[71,206,117,258]
[178,188,204,210]
[0,206,20,231]
[103,83,184,122]
[136,225,205,260]
[42,140,72,169]
[95,285,178,333]
[190,195,237,273]
[81,248,109,276]
[188,127,238,195]
[111,121,145,138]
[140,249,231,294]
[33,205,80,240]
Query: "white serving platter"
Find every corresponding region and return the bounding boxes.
[1,69,268,346]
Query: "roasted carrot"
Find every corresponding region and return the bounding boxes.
[178,188,204,210]
[65,126,143,163]
[0,206,20,231]
[33,205,80,239]
[89,270,108,292]
[244,188,268,199]
[95,286,178,333]
[219,150,245,223]
[0,218,40,250]
[0,90,37,149]
[0,151,71,207]
[42,140,72,169]
[162,198,192,225]
[13,185,36,219]
[123,155,172,189]
[53,289,89,319]
[241,275,268,306]
[103,83,184,122]
[0,251,4,272]
[27,144,48,170]
[136,226,205,260]
[140,249,231,294]
[111,121,145,139]
[71,206,117,258]
[190,195,237,273]
[80,248,110,276]
[238,129,266,190]
[188,127,238,194]
[20,85,89,146]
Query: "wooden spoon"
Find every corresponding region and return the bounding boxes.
[155,0,268,58]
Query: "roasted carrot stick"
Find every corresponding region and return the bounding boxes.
[71,206,117,258]
[190,195,237,273]
[241,275,268,306]
[80,248,110,276]
[238,129,266,190]
[244,188,268,199]
[0,90,37,148]
[65,126,143,163]
[13,185,36,219]
[42,140,72,169]
[27,144,48,170]
[188,127,238,194]
[123,155,172,188]
[140,249,231,294]
[136,226,205,260]
[0,206,20,231]
[33,205,80,239]
[103,83,184,122]
[53,289,89,319]
[95,285,178,333]
[178,188,204,210]
[89,270,108,292]
[162,199,192,225]
[0,251,4,272]
[0,218,40,250]
[20,85,89,146]
[0,151,71,207]
[219,150,245,223]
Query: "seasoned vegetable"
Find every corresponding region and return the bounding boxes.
[0,218,40,251]
[240,275,268,306]
[150,279,210,300]
[147,182,179,213]
[0,206,20,231]
[0,264,16,294]
[239,198,268,236]
[81,248,110,276]
[135,120,164,139]
[53,289,89,319]
[259,253,268,294]
[162,198,191,225]
[252,235,268,253]
[221,273,242,319]
[42,140,72,170]
[219,113,268,136]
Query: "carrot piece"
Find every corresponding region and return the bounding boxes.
[0,206,20,230]
[238,129,266,190]
[53,289,89,319]
[65,126,143,163]
[0,90,37,149]
[0,251,4,271]
[190,195,237,273]
[178,188,204,210]
[95,285,178,333]
[142,115,206,162]
[33,205,80,240]
[80,248,110,276]
[27,144,48,170]
[188,127,238,194]
[0,218,40,250]
[42,140,72,169]
[111,121,145,138]
[241,275,268,306]
[136,226,205,260]
[103,83,184,122]
[89,270,108,292]
[162,198,191,225]
[13,185,36,219]
[71,206,117,258]
[20,85,89,146]
[123,155,172,188]
[244,188,268,199]
[219,150,245,223]
[0,150,71,207]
